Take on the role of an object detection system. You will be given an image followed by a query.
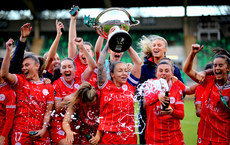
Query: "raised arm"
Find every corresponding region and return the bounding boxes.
[97,43,109,87]
[9,23,32,74]
[43,20,63,70]
[183,44,204,83]
[94,36,104,64]
[68,6,79,58]
[74,37,96,81]
[127,47,142,79]
[1,39,17,85]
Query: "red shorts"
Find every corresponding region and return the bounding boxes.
[146,133,185,145]
[11,130,51,145]
[49,124,66,145]
[99,131,137,144]
[50,121,80,145]
[197,138,230,145]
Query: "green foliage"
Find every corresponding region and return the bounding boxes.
[197,37,230,70]
[40,29,184,62]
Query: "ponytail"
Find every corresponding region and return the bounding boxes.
[69,82,98,108]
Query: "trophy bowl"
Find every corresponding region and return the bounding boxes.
[84,7,139,52]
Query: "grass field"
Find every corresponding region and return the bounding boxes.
[181,99,200,145]
[135,99,200,145]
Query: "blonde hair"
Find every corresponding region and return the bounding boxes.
[69,82,98,108]
[43,52,49,60]
[138,35,168,59]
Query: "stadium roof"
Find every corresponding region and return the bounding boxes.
[1,0,229,11]
[1,0,229,20]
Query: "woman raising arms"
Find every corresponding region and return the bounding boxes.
[90,42,141,144]
[183,44,230,144]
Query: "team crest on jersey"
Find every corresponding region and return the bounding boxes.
[170,97,175,104]
[0,94,5,101]
[223,96,229,102]
[57,130,65,136]
[74,84,80,89]
[42,89,49,96]
[122,84,128,91]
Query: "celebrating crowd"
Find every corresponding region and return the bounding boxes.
[0,5,229,145]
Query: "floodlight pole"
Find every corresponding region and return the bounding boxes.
[23,0,44,55]
[183,0,198,71]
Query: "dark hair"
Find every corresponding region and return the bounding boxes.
[109,61,126,81]
[160,57,173,66]
[0,57,3,68]
[215,55,230,66]
[110,61,125,74]
[204,62,213,70]
[23,52,40,64]
[61,57,76,68]
[157,61,174,73]
[38,56,46,77]
[84,42,94,52]
[212,48,230,66]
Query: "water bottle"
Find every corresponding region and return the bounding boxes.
[162,91,170,111]
[85,134,92,141]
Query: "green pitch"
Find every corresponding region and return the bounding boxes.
[181,100,200,145]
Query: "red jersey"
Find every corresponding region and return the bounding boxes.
[0,82,16,138]
[74,54,97,88]
[78,97,100,130]
[73,54,87,77]
[50,76,82,144]
[144,79,185,144]
[88,69,98,88]
[76,96,100,144]
[13,74,54,133]
[195,85,204,105]
[52,76,82,123]
[198,75,230,143]
[98,74,139,132]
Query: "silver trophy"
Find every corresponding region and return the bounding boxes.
[84,7,139,52]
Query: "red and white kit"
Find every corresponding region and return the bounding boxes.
[0,83,16,145]
[50,76,83,144]
[73,54,97,88]
[98,74,139,144]
[144,79,185,145]
[77,98,100,144]
[197,76,230,145]
[194,85,204,106]
[11,74,54,145]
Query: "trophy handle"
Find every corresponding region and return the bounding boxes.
[130,16,140,26]
[84,15,97,28]
[95,7,140,26]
